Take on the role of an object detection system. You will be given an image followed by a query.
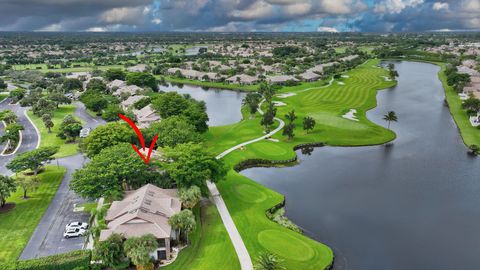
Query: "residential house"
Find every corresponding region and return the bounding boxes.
[133,104,161,128]
[226,74,258,85]
[121,95,148,110]
[299,71,321,82]
[267,75,299,85]
[99,184,182,261]
[114,85,143,97]
[107,79,127,91]
[127,64,148,72]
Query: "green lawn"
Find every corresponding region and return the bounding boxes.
[203,59,396,269]
[163,202,240,270]
[437,63,480,146]
[13,64,124,73]
[27,104,84,157]
[0,165,66,262]
[162,76,259,92]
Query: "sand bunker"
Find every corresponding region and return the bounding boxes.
[277,93,296,98]
[273,101,287,107]
[342,109,359,121]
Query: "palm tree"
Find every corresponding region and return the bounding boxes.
[254,252,285,270]
[383,111,398,129]
[123,234,158,270]
[284,110,297,124]
[303,116,316,134]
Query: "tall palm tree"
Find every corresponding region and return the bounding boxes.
[383,111,398,129]
[254,252,285,270]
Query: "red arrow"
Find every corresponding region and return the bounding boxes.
[119,114,158,164]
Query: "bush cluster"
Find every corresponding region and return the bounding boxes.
[0,250,91,270]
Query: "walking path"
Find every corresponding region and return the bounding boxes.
[207,99,285,270]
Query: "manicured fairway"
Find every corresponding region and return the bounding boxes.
[205,59,396,269]
[27,104,84,157]
[0,165,66,262]
[218,171,333,269]
[163,202,240,270]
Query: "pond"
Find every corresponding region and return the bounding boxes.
[185,46,208,56]
[241,61,480,270]
[159,83,246,127]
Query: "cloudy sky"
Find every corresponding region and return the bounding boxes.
[0,0,479,32]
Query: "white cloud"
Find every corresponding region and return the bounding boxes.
[317,26,338,32]
[432,2,449,11]
[151,18,162,24]
[229,1,274,20]
[85,26,107,32]
[283,2,312,16]
[374,0,424,14]
[100,6,147,25]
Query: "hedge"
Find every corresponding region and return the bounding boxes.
[0,250,91,270]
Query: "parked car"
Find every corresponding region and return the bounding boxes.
[65,222,89,230]
[79,127,91,138]
[64,228,86,239]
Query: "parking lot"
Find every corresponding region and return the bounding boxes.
[20,155,90,259]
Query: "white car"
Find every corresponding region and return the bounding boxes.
[64,228,86,239]
[65,222,89,230]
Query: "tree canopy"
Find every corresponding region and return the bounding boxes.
[6,146,58,175]
[145,115,201,148]
[164,143,227,195]
[151,92,209,132]
[71,143,157,199]
[0,175,16,208]
[126,72,157,91]
[82,122,133,157]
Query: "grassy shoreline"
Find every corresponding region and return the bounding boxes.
[384,58,480,147]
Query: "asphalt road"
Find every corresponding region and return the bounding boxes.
[0,98,39,175]
[16,101,106,260]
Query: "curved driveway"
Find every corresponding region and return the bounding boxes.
[0,98,39,175]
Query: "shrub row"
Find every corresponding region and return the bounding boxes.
[233,157,297,172]
[0,250,91,270]
[292,142,325,150]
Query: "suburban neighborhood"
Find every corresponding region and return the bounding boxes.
[0,2,480,270]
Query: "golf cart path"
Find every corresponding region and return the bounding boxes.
[207,99,285,270]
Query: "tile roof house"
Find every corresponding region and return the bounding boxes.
[299,71,321,82]
[107,79,127,90]
[114,85,143,97]
[133,104,161,128]
[100,184,181,261]
[226,74,258,85]
[267,75,299,84]
[121,95,148,110]
[127,64,149,72]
